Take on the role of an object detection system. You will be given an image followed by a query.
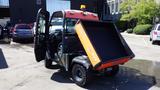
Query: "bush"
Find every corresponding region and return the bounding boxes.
[133,24,152,35]
[115,20,128,32]
[126,28,133,33]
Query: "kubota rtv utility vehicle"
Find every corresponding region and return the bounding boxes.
[34,9,134,86]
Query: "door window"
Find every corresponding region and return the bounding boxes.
[38,16,46,34]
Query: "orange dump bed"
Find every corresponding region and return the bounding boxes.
[75,20,134,70]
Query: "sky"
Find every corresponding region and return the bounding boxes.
[0,0,9,6]
[46,0,70,14]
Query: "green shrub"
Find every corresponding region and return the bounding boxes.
[133,24,152,35]
[115,20,128,32]
[126,28,133,33]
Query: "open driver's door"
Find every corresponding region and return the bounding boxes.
[34,9,49,62]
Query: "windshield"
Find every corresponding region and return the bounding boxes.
[49,18,63,34]
[51,18,63,26]
[65,18,78,34]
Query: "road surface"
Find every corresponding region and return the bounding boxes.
[0,33,160,90]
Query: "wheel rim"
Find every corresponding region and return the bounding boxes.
[58,45,62,55]
[57,43,62,58]
[74,68,84,82]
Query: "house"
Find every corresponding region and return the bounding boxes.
[1,0,113,25]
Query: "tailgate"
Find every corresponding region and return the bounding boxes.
[75,20,134,68]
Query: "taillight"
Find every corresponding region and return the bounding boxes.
[154,31,157,35]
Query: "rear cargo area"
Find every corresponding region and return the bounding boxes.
[75,20,134,67]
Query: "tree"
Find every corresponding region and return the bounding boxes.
[120,0,160,24]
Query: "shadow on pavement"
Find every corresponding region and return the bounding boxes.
[50,66,156,90]
[13,39,33,44]
[51,70,73,83]
[10,40,34,49]
[85,66,156,90]
[0,39,11,44]
[0,48,8,69]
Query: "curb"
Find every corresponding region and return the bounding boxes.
[121,32,150,38]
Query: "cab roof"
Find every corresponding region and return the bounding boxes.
[52,10,99,21]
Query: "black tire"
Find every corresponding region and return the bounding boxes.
[12,37,17,42]
[45,51,52,68]
[152,40,156,45]
[72,64,91,87]
[103,65,119,77]
[150,38,152,41]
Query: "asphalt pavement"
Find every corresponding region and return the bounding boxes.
[122,33,160,62]
[0,33,160,90]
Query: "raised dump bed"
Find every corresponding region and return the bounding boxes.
[75,20,134,69]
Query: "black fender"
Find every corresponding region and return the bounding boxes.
[72,55,91,69]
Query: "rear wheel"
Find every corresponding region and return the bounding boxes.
[72,64,91,87]
[103,65,119,77]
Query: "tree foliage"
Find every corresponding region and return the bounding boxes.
[120,0,160,24]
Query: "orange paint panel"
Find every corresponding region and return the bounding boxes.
[75,23,101,67]
[96,58,129,70]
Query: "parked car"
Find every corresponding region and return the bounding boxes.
[12,24,34,42]
[150,24,160,44]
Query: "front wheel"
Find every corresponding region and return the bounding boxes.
[72,64,91,87]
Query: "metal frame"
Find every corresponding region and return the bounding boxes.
[47,10,90,71]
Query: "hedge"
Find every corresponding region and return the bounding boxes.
[115,20,128,32]
[133,24,152,35]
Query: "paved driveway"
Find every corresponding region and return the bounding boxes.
[0,33,160,90]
